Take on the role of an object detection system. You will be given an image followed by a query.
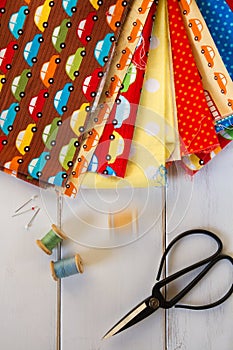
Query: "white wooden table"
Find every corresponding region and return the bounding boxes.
[0,142,232,350]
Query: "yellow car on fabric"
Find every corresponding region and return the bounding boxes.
[70,102,90,136]
[89,0,103,10]
[106,130,124,164]
[182,154,204,171]
[34,0,54,32]
[0,75,6,92]
[15,123,37,155]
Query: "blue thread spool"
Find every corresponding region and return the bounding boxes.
[50,254,84,281]
[36,224,67,255]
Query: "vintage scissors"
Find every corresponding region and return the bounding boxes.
[103,229,233,339]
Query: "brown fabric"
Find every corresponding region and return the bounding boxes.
[0,0,131,188]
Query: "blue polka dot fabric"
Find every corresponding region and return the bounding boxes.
[196,0,233,79]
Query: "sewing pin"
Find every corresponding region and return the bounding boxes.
[14,194,38,214]
[25,207,41,230]
[12,206,38,217]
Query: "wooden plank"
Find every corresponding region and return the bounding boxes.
[0,172,57,349]
[60,187,165,350]
[166,143,233,350]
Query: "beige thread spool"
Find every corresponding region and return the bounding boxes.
[36,224,67,255]
[108,208,138,235]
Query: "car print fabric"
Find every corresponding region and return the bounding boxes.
[88,2,157,179]
[0,0,232,195]
[196,0,233,80]
[0,0,133,192]
[65,0,156,194]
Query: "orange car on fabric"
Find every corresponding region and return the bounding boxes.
[137,0,154,14]
[228,99,233,110]
[94,102,110,125]
[40,54,60,87]
[4,156,23,176]
[116,47,132,70]
[179,0,192,15]
[71,155,88,178]
[106,0,127,31]
[214,72,228,94]
[106,75,122,98]
[64,181,77,198]
[188,18,203,41]
[82,128,99,152]
[127,19,143,43]
[201,45,215,68]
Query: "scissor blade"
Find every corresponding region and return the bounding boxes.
[103,296,158,339]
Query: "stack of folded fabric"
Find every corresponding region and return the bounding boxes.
[0,0,232,197]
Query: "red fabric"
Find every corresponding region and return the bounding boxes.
[167,0,219,156]
[225,0,233,11]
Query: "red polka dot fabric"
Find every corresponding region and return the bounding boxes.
[168,0,219,155]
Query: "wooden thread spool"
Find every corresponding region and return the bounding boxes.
[108,208,138,235]
[50,254,84,281]
[36,224,67,255]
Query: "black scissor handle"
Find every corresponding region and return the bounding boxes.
[152,253,233,309]
[175,254,233,310]
[156,229,223,281]
[152,229,224,309]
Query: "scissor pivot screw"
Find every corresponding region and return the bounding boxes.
[149,298,159,309]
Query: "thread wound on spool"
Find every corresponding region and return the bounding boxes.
[50,254,83,281]
[51,224,67,240]
[108,208,138,234]
[36,224,67,255]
